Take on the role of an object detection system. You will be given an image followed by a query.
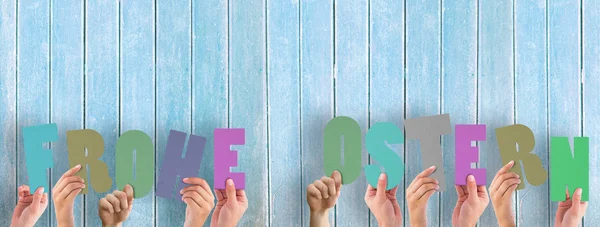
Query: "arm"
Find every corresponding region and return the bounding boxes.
[406,166,439,227]
[306,171,342,227]
[489,161,519,227]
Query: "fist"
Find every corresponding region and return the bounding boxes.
[98,184,134,226]
[306,171,342,214]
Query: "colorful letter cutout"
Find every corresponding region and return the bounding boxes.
[116,130,155,198]
[405,114,451,190]
[550,137,589,201]
[496,124,547,190]
[323,116,362,184]
[455,124,486,185]
[214,128,245,189]
[66,129,112,193]
[365,122,404,190]
[157,130,206,200]
[23,123,58,191]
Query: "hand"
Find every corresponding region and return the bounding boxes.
[554,188,588,227]
[489,161,519,227]
[52,165,85,227]
[452,175,490,227]
[406,166,439,227]
[306,171,342,227]
[10,185,49,227]
[98,184,134,227]
[181,177,215,227]
[210,179,248,227]
[365,173,402,227]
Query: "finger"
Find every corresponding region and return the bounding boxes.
[183,177,212,194]
[498,178,521,197]
[56,165,82,186]
[491,161,515,184]
[572,188,583,214]
[214,189,224,201]
[376,173,387,198]
[491,173,520,192]
[106,194,121,213]
[313,180,329,199]
[123,184,134,205]
[99,198,114,214]
[410,166,437,185]
[455,185,465,197]
[388,185,399,196]
[421,188,437,202]
[321,176,336,198]
[307,184,322,199]
[466,175,478,201]
[564,188,571,201]
[32,187,45,211]
[183,197,200,210]
[415,183,440,200]
[408,178,438,194]
[18,185,31,198]
[113,190,129,211]
[331,171,342,192]
[65,188,83,202]
[54,176,85,194]
[225,179,237,206]
[60,182,86,200]
[181,185,214,202]
[182,191,208,208]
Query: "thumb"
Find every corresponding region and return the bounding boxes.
[331,171,342,193]
[572,188,582,213]
[466,175,478,201]
[124,184,134,205]
[376,173,387,198]
[32,187,45,211]
[225,179,237,205]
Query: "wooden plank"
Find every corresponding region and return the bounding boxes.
[441,0,477,225]
[155,0,191,225]
[299,0,334,226]
[548,0,581,225]
[334,0,369,226]
[583,0,600,224]
[405,0,441,225]
[84,0,119,225]
[50,0,84,225]
[17,0,51,225]
[192,0,228,226]
[369,0,404,226]
[229,0,268,225]
[120,0,155,225]
[0,0,17,225]
[514,0,549,226]
[267,0,301,225]
[478,0,514,226]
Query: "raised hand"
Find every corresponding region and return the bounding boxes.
[211,179,248,227]
[452,175,490,227]
[406,166,440,227]
[489,161,519,227]
[306,171,342,227]
[181,177,215,227]
[365,173,402,227]
[98,184,134,227]
[52,164,85,227]
[554,188,588,227]
[10,185,49,227]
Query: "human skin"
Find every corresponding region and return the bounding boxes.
[52,165,86,227]
[554,188,588,227]
[489,161,520,227]
[452,175,490,227]
[210,179,249,227]
[98,184,134,227]
[181,177,215,227]
[306,171,342,227]
[10,185,49,227]
[365,173,402,227]
[406,166,440,227]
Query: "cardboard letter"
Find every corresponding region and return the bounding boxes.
[496,124,547,190]
[23,123,58,190]
[550,137,589,201]
[323,116,362,184]
[66,129,112,193]
[365,122,404,190]
[157,130,206,200]
[214,128,245,189]
[455,124,486,185]
[404,114,451,190]
[116,130,155,198]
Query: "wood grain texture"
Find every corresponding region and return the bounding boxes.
[0,0,16,225]
[548,0,582,225]
[155,0,191,225]
[441,0,478,225]
[267,0,302,225]
[583,0,600,225]
[334,0,369,226]
[192,0,228,226]
[229,0,268,225]
[120,0,155,225]
[515,0,549,226]
[300,0,334,226]
[50,0,84,225]
[405,0,441,225]
[369,0,405,225]
[17,0,51,225]
[84,0,119,225]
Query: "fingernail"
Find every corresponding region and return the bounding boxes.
[576,188,582,195]
[379,173,386,180]
[517,179,521,184]
[516,174,520,178]
[76,164,81,168]
[435,185,440,190]
[183,178,188,182]
[82,184,86,188]
[180,189,184,194]
[226,179,234,186]
[467,175,475,182]
[429,165,436,170]
[435,180,439,184]
[508,160,514,165]
[38,187,44,195]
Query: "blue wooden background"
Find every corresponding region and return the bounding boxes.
[0,0,597,226]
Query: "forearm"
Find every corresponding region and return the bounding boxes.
[310,210,330,227]
[494,209,516,227]
[408,210,426,227]
[56,212,75,227]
